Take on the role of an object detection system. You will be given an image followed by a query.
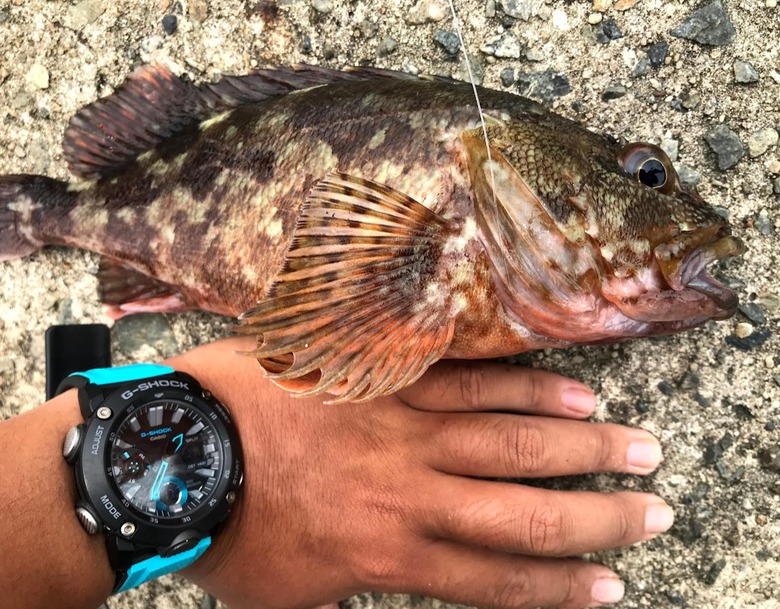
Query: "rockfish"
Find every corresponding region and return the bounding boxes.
[0,64,745,401]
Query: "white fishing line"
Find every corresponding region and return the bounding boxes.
[446,0,496,198]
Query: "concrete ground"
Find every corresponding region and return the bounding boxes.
[0,1,778,608]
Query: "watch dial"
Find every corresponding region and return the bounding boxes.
[110,400,222,519]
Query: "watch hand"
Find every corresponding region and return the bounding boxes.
[150,460,169,501]
[172,433,184,454]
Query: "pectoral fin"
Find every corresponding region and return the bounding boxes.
[239,173,457,403]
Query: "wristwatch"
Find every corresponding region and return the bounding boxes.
[58,364,243,593]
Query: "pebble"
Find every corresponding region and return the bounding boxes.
[735,322,754,338]
[661,138,679,161]
[704,124,744,170]
[114,314,179,358]
[755,208,773,235]
[406,0,445,23]
[188,0,209,22]
[657,380,674,396]
[498,0,538,20]
[434,29,461,55]
[602,83,627,100]
[515,70,572,102]
[0,356,14,376]
[500,67,515,87]
[481,31,522,58]
[738,302,767,325]
[758,446,780,474]
[615,0,641,8]
[525,48,544,62]
[594,18,623,43]
[376,35,398,56]
[593,0,612,11]
[734,59,759,83]
[647,41,669,69]
[631,57,651,77]
[311,0,331,13]
[161,14,177,35]
[725,329,771,351]
[588,13,603,25]
[774,176,780,195]
[771,70,780,85]
[65,0,105,29]
[747,128,779,157]
[672,1,736,46]
[457,54,484,85]
[26,64,49,90]
[677,164,701,187]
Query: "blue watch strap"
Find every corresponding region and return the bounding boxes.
[116,536,212,593]
[75,363,175,386]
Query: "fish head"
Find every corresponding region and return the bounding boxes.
[464,115,745,342]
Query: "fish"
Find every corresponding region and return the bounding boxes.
[0,63,745,402]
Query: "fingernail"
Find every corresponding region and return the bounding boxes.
[561,387,597,416]
[645,503,675,536]
[591,577,625,605]
[626,437,662,473]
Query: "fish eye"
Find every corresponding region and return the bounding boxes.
[618,143,679,194]
[637,158,666,188]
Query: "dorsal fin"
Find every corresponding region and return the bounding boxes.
[63,64,205,180]
[63,63,436,180]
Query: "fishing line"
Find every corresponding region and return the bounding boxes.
[446,0,496,198]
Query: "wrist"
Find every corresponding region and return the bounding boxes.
[0,390,114,607]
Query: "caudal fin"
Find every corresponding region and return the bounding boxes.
[0,175,71,262]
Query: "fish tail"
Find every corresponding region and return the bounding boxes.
[0,174,73,262]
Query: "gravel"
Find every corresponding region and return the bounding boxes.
[1,2,778,609]
[671,0,737,46]
[704,124,745,170]
[515,69,572,102]
[734,59,760,84]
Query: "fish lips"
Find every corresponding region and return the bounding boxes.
[654,232,746,320]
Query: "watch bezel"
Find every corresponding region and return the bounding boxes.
[74,373,242,549]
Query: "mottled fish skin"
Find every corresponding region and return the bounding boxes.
[0,64,744,400]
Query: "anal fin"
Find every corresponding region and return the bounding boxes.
[98,257,193,319]
[239,173,458,403]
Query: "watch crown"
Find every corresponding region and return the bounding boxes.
[62,425,84,463]
[75,503,100,535]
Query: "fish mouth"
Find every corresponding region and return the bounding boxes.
[656,233,746,318]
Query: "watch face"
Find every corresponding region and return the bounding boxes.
[109,400,222,519]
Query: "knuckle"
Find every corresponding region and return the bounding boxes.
[455,364,486,410]
[357,554,399,587]
[490,570,535,609]
[523,371,544,408]
[612,496,636,541]
[504,422,548,475]
[525,503,570,555]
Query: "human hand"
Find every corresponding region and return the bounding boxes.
[173,337,671,609]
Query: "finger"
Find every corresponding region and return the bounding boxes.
[402,540,624,609]
[421,479,674,556]
[425,414,662,477]
[398,360,597,418]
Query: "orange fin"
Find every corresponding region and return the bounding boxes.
[239,173,457,403]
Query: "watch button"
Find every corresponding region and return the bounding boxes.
[75,503,100,535]
[62,424,85,463]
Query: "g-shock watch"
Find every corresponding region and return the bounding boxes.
[58,364,243,593]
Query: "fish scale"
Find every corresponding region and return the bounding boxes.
[0,62,744,402]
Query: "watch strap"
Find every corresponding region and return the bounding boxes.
[69,363,175,386]
[116,536,212,593]
[56,364,176,418]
